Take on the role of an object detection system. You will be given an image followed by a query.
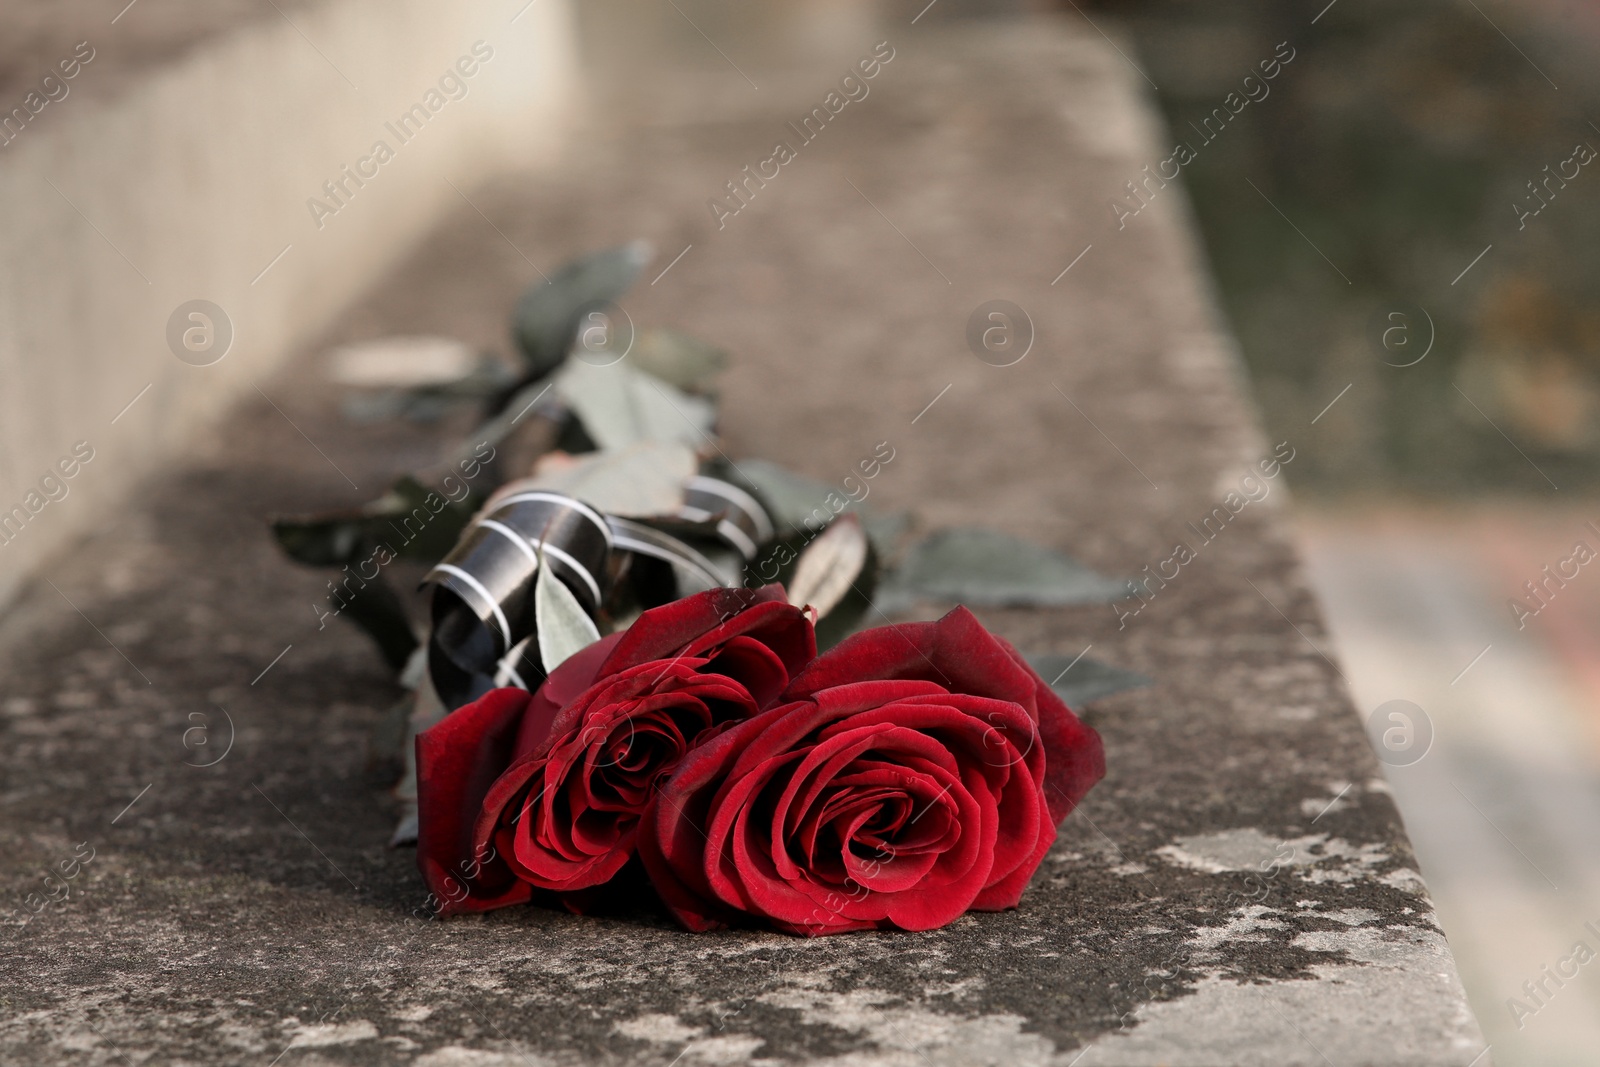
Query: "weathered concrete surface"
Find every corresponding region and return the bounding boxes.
[0,16,1488,1065]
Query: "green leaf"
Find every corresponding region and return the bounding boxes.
[270,476,476,568]
[272,509,419,670]
[553,359,715,452]
[878,528,1126,608]
[522,441,697,517]
[458,377,559,467]
[1025,652,1150,709]
[270,475,480,672]
[271,514,366,567]
[716,459,841,535]
[535,554,602,672]
[379,476,478,561]
[629,328,728,392]
[861,510,912,562]
[512,242,651,379]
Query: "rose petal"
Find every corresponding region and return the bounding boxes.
[718,708,994,931]
[416,688,536,914]
[419,585,821,917]
[482,669,758,893]
[782,607,1038,713]
[862,694,1045,882]
[995,634,1105,824]
[640,703,803,930]
[785,607,1104,826]
[695,634,790,708]
[601,585,789,674]
[511,631,624,761]
[632,605,1101,937]
[682,599,817,687]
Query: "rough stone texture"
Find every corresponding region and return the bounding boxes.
[0,18,1488,1065]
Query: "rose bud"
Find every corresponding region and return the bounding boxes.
[639,606,1104,935]
[416,585,816,915]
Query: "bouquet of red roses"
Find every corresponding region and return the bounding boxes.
[415,586,1103,935]
[269,244,1124,936]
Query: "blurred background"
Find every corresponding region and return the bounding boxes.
[1087,0,1600,1061]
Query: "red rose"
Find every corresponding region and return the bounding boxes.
[639,607,1104,935]
[416,585,816,916]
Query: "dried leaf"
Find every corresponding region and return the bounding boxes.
[535,554,602,673]
[787,514,869,619]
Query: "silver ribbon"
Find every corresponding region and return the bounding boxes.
[678,475,773,560]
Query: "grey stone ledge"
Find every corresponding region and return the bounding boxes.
[0,16,1488,1066]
